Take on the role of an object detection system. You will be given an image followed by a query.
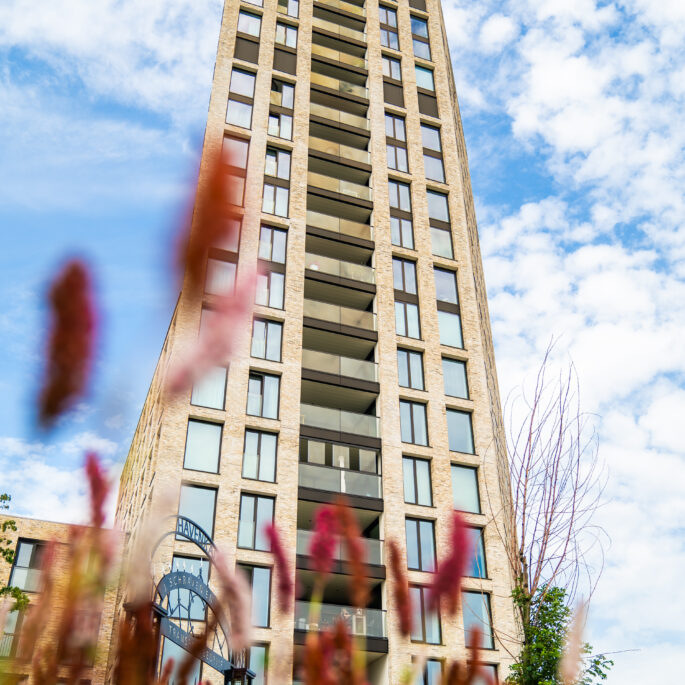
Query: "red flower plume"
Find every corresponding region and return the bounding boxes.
[264,523,294,613]
[38,259,96,427]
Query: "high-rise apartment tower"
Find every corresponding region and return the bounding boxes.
[115,0,520,682]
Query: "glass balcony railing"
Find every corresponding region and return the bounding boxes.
[303,299,376,330]
[0,634,13,658]
[312,15,366,42]
[295,601,386,638]
[311,42,367,69]
[316,0,366,17]
[311,71,368,99]
[309,136,370,164]
[308,171,371,201]
[305,252,374,284]
[306,210,373,241]
[309,103,369,130]
[298,462,382,499]
[296,529,383,564]
[302,348,377,382]
[300,403,379,438]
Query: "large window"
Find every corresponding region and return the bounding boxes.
[248,644,269,685]
[183,420,222,473]
[247,373,280,419]
[9,540,44,592]
[386,112,408,172]
[391,216,414,249]
[379,6,399,49]
[240,564,272,627]
[268,110,293,140]
[161,639,202,684]
[389,180,412,212]
[258,226,287,263]
[262,183,289,217]
[396,301,421,338]
[278,0,299,18]
[271,79,295,108]
[222,136,250,205]
[238,10,262,36]
[403,456,432,506]
[434,268,458,303]
[447,409,474,453]
[427,190,450,222]
[415,64,435,91]
[243,430,278,482]
[442,358,468,398]
[251,319,283,361]
[411,15,431,60]
[382,54,402,80]
[467,527,487,578]
[256,269,285,309]
[238,494,275,550]
[205,258,236,295]
[406,517,436,571]
[451,465,481,513]
[393,258,417,294]
[170,555,210,620]
[227,68,256,129]
[421,123,444,182]
[265,147,291,180]
[431,226,454,258]
[275,21,297,47]
[400,400,428,445]
[462,591,494,649]
[191,366,227,410]
[416,659,442,685]
[438,310,463,347]
[178,485,217,538]
[410,585,441,644]
[397,348,424,390]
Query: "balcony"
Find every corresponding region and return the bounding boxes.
[298,462,381,499]
[303,299,375,330]
[316,0,365,17]
[308,171,371,201]
[311,42,367,69]
[300,403,379,438]
[312,15,366,42]
[310,102,369,130]
[311,71,368,99]
[309,136,369,165]
[305,252,374,284]
[296,529,382,565]
[295,601,386,638]
[307,210,372,241]
[303,348,376,383]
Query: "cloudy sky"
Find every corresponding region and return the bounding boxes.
[0,0,683,680]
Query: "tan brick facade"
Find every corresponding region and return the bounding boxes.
[110,0,522,682]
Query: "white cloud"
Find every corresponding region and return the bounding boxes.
[0,433,121,524]
[479,14,518,52]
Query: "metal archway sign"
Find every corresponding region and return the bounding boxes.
[151,515,255,684]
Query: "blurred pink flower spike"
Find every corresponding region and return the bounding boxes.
[166,272,257,395]
[428,511,471,615]
[38,258,97,428]
[265,523,294,613]
[308,505,338,579]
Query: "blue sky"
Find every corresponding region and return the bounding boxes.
[1,0,684,681]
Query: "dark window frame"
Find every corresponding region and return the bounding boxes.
[246,372,281,419]
[251,318,283,362]
[405,516,436,571]
[182,418,223,474]
[239,563,273,628]
[382,53,402,82]
[395,300,421,338]
[451,463,482,514]
[238,493,276,551]
[397,348,424,390]
[403,455,432,506]
[379,5,399,50]
[411,15,431,60]
[400,399,428,445]
[411,584,442,644]
[242,429,279,482]
[177,484,218,540]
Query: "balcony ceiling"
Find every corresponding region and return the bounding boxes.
[300,379,376,413]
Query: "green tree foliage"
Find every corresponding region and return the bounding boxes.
[0,493,30,611]
[508,586,612,685]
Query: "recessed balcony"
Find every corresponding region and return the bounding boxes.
[296,528,382,564]
[310,71,368,99]
[312,15,366,43]
[303,299,376,331]
[310,102,369,130]
[300,403,379,438]
[309,136,370,165]
[305,252,374,284]
[311,42,367,69]
[306,210,373,241]
[316,0,365,18]
[308,171,371,201]
[298,462,381,499]
[294,601,386,639]
[302,348,377,384]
